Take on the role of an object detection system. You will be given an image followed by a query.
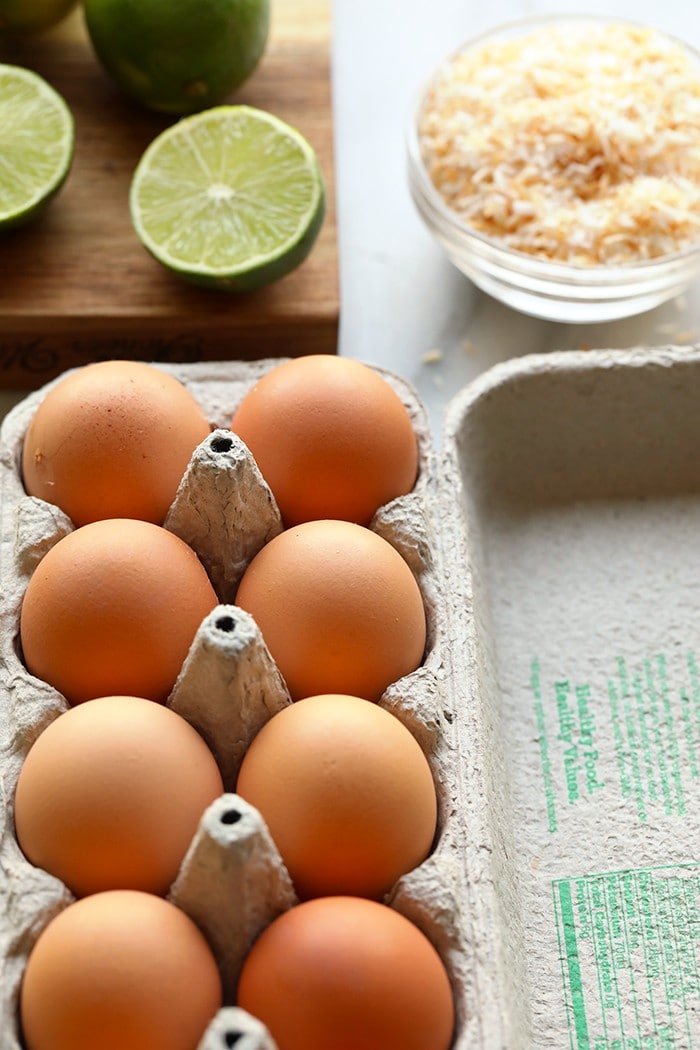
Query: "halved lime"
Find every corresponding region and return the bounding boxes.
[0,64,75,229]
[129,105,326,291]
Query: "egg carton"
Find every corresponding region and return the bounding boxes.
[5,346,700,1050]
[0,358,471,1050]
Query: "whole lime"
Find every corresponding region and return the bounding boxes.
[0,0,78,35]
[82,0,271,114]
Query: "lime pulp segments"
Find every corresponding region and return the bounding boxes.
[0,64,75,229]
[129,105,326,291]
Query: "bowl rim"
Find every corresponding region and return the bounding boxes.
[407,12,700,280]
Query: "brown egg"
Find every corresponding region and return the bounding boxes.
[237,896,455,1050]
[234,520,426,701]
[20,890,222,1050]
[236,694,437,900]
[231,355,419,526]
[19,519,218,704]
[14,696,224,897]
[22,360,211,526]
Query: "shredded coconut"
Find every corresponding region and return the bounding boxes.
[418,21,700,265]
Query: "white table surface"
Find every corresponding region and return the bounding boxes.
[332,0,700,441]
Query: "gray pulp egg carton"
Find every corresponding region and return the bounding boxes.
[2,346,700,1049]
[0,358,460,1050]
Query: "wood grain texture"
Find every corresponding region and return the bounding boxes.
[0,0,338,388]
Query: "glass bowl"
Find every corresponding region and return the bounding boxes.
[407,14,700,323]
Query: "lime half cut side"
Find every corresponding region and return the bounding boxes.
[129,105,326,291]
[0,64,75,229]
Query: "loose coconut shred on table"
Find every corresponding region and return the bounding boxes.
[418,22,700,264]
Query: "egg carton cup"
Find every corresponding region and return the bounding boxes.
[0,359,472,1050]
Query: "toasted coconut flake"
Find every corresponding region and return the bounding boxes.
[418,21,700,265]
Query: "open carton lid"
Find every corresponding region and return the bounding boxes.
[438,344,700,1047]
[2,346,700,1048]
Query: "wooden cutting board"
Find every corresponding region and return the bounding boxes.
[0,0,338,389]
